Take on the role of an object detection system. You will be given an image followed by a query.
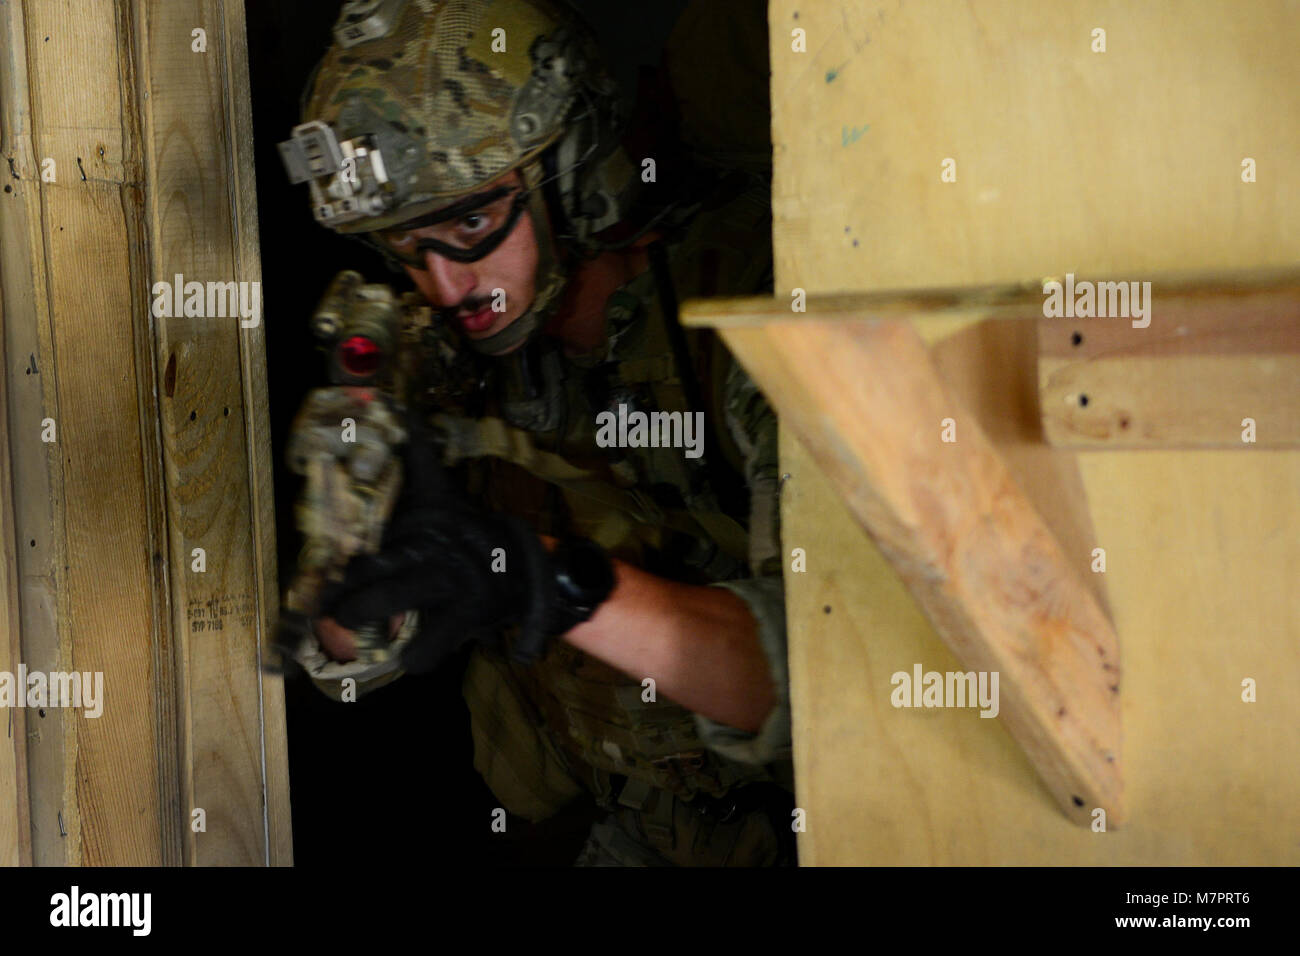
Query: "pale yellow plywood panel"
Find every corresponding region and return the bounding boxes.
[767,0,1300,864]
[783,429,1300,865]
[1078,450,1300,844]
[770,0,1300,294]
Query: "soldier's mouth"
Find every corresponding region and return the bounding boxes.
[458,307,495,334]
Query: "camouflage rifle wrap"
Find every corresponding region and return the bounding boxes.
[277,270,476,696]
[282,386,416,691]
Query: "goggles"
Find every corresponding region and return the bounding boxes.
[362,184,533,269]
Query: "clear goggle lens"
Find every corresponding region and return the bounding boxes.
[369,186,530,268]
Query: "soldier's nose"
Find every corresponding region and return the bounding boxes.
[420,249,476,309]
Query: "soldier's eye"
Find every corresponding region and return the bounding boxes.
[384,231,415,249]
[459,213,487,232]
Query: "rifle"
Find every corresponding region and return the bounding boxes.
[271,270,465,693]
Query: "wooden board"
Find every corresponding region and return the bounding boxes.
[717,316,1123,825]
[764,0,1300,863]
[1039,281,1300,447]
[220,0,294,871]
[0,0,290,866]
[771,0,1300,292]
[0,0,41,870]
[780,426,1300,865]
[132,0,291,866]
[0,250,33,869]
[9,0,162,867]
[690,271,1300,449]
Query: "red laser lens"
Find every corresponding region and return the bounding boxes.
[338,335,383,377]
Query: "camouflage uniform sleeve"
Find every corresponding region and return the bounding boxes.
[694,356,791,766]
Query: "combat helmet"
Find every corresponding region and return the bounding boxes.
[278,0,642,356]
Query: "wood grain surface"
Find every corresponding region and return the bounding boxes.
[751,0,1300,863]
[0,0,290,866]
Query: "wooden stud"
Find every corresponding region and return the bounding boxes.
[1039,282,1300,448]
[707,314,1124,825]
[134,0,291,866]
[0,0,290,865]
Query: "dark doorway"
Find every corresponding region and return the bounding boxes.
[245,0,748,866]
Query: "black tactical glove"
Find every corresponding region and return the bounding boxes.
[320,414,613,673]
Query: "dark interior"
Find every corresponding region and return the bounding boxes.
[246,0,706,866]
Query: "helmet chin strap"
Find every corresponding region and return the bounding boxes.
[463,160,570,357]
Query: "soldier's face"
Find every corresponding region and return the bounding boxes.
[389,169,539,351]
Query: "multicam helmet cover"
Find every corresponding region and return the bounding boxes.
[280,0,614,236]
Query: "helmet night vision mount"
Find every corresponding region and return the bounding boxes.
[332,0,408,48]
[278,120,398,229]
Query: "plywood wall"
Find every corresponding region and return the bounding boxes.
[773,0,1300,290]
[768,0,1300,863]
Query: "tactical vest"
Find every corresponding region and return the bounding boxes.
[442,180,789,855]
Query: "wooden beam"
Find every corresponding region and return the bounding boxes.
[682,267,1300,329]
[685,271,1300,449]
[1039,283,1300,448]
[0,0,290,865]
[134,0,292,866]
[221,0,293,870]
[0,232,33,870]
[0,0,41,870]
[702,313,1123,825]
[2,0,165,866]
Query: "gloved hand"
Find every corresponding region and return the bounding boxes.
[318,414,558,673]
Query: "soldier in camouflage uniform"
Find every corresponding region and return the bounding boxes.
[278,0,791,865]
